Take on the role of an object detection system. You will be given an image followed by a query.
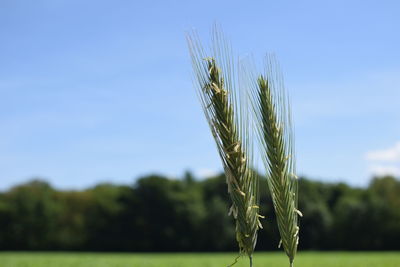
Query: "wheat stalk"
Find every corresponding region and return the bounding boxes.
[250,56,301,267]
[187,30,263,266]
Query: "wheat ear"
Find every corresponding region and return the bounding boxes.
[251,56,301,267]
[187,31,262,266]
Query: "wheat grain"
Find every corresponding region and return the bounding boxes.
[187,29,262,266]
[250,56,301,267]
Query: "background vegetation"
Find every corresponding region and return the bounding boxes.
[0,173,399,251]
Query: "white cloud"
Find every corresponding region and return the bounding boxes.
[365,142,400,177]
[368,164,400,177]
[365,142,400,162]
[195,168,220,178]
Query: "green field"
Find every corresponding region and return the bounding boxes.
[0,252,399,267]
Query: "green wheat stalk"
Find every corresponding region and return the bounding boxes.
[250,56,302,267]
[186,30,263,267]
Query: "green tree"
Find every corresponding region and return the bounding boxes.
[0,180,59,250]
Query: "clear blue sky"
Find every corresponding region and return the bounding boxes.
[1,0,399,190]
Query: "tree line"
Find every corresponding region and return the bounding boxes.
[0,173,399,251]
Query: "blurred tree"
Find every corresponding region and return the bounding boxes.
[0,180,59,250]
[298,179,333,249]
[0,175,399,251]
[368,176,400,249]
[199,174,236,251]
[84,184,131,250]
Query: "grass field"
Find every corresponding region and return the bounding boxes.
[0,252,399,267]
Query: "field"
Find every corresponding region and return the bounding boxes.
[0,252,400,267]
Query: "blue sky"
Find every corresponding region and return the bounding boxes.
[1,0,399,190]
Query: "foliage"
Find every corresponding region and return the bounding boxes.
[0,174,400,251]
